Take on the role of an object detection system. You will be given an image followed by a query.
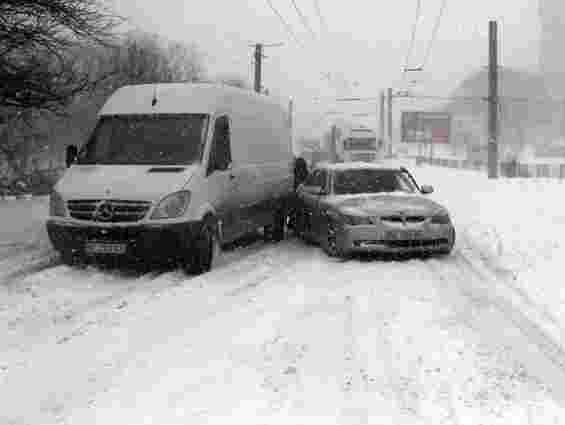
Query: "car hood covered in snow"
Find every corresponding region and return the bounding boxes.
[326,192,448,217]
[55,164,198,202]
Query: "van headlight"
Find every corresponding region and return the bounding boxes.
[150,191,191,220]
[49,190,67,217]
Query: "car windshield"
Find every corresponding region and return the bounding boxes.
[332,169,418,195]
[77,114,209,165]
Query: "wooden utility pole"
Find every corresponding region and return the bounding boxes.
[488,20,499,178]
[387,87,393,157]
[251,42,284,94]
[254,43,263,93]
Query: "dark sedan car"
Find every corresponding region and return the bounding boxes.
[294,162,455,258]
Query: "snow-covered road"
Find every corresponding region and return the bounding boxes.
[2,163,565,424]
[3,239,565,425]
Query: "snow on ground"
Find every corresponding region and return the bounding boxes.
[0,195,58,282]
[4,241,565,425]
[2,164,565,424]
[411,164,565,349]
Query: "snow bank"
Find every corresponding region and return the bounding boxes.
[412,164,565,346]
[0,196,53,265]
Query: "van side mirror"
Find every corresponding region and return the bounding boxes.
[66,145,78,168]
[421,185,434,194]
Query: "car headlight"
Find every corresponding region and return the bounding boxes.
[431,213,451,224]
[328,209,372,226]
[150,191,191,220]
[49,190,66,217]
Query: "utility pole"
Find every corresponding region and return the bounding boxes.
[330,125,338,163]
[488,20,499,178]
[387,87,393,157]
[288,98,294,154]
[253,43,263,93]
[379,90,385,157]
[251,42,284,94]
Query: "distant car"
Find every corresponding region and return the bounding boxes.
[294,162,455,258]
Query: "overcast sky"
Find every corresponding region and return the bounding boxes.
[112,0,541,140]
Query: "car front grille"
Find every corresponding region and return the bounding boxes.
[67,199,152,223]
[355,238,449,248]
[380,215,428,224]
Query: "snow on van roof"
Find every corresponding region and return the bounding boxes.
[315,161,403,171]
[98,83,288,116]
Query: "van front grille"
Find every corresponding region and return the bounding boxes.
[67,199,151,223]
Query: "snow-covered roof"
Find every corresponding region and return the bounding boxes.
[98,83,287,116]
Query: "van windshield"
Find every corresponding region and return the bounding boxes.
[78,114,209,165]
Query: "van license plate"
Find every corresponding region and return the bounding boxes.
[85,242,126,255]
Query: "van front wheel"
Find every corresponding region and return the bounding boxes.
[186,221,220,275]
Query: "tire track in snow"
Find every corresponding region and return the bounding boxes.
[338,293,372,425]
[51,242,301,346]
[455,252,565,371]
[459,235,565,336]
[1,241,295,366]
[427,251,565,403]
[1,242,313,425]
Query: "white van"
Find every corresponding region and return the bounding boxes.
[47,83,294,274]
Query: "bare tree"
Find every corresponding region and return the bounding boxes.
[0,26,207,179]
[0,0,121,112]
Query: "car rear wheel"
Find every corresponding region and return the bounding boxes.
[322,221,343,258]
[294,210,311,243]
[264,208,286,242]
[60,249,84,267]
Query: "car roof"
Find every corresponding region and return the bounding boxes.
[314,161,404,172]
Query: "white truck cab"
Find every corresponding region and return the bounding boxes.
[47,83,294,274]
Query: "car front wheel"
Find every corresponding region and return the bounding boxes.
[438,227,456,256]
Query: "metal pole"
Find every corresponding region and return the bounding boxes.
[379,91,385,155]
[254,43,263,93]
[387,87,393,157]
[488,20,499,178]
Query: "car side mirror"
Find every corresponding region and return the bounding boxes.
[421,185,434,194]
[66,145,78,168]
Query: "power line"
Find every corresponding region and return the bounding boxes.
[419,0,448,69]
[265,0,304,47]
[402,0,422,84]
[334,94,563,104]
[313,0,328,36]
[264,0,353,99]
[291,0,317,40]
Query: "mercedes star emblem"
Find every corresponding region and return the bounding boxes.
[94,201,114,222]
